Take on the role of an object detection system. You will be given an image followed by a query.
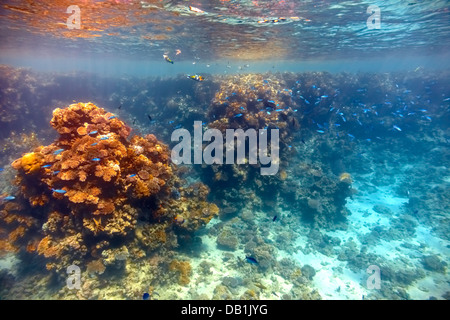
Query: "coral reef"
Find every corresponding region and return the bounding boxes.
[1,67,449,300]
[169,259,192,286]
[1,102,217,276]
[10,102,172,240]
[216,228,239,251]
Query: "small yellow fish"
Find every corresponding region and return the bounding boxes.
[187,75,204,82]
[339,172,352,183]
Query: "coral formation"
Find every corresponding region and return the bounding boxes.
[169,259,192,286]
[216,228,239,251]
[1,102,218,276]
[1,67,448,300]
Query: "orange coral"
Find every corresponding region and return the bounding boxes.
[8,225,26,242]
[60,170,77,180]
[86,259,106,275]
[4,102,217,275]
[67,190,96,204]
[77,126,87,136]
[0,239,17,254]
[37,236,61,258]
[11,152,44,174]
[95,201,115,215]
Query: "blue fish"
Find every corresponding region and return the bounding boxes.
[3,196,15,201]
[91,143,98,146]
[143,293,150,300]
[0,168,4,172]
[99,136,109,140]
[168,120,174,124]
[267,100,275,104]
[53,149,64,155]
[51,189,66,194]
[42,164,52,168]
[348,133,355,140]
[257,99,263,102]
[393,125,402,132]
[275,109,283,112]
[245,256,258,265]
[174,124,182,129]
[321,95,328,98]
[108,115,116,120]
[317,130,325,134]
[53,171,60,175]
[92,158,101,161]
[272,215,277,222]
[234,113,243,118]
[128,174,136,178]
[88,130,98,135]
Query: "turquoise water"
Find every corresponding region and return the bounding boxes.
[0,0,449,300]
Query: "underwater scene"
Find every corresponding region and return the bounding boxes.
[0,0,449,301]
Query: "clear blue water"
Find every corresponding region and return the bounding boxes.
[0,0,449,300]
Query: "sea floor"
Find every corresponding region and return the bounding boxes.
[0,170,448,300]
[177,173,448,300]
